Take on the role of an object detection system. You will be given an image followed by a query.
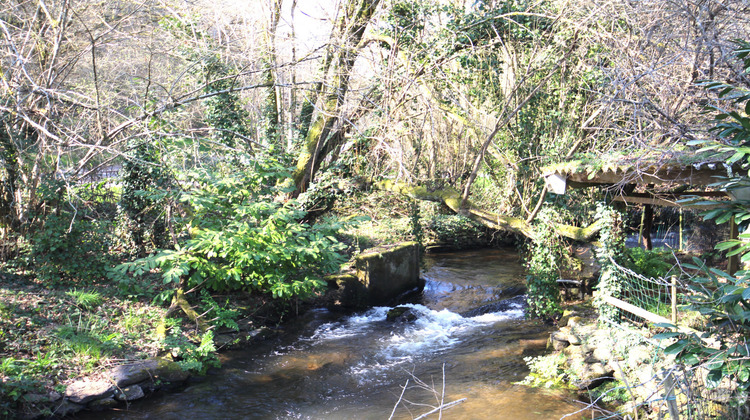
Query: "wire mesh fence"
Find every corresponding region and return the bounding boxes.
[603,257,688,326]
[591,258,750,420]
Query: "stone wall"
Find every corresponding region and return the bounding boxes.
[327,241,423,307]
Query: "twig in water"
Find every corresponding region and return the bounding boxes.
[389,364,467,419]
[413,398,467,420]
[389,379,409,420]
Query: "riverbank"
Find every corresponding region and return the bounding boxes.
[0,269,294,419]
[65,248,592,420]
[522,297,736,419]
[0,188,512,419]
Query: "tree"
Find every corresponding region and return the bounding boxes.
[291,0,382,196]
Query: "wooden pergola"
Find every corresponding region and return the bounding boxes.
[542,152,744,272]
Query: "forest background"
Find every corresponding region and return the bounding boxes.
[1,0,750,417]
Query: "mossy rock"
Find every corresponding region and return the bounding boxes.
[386,306,418,323]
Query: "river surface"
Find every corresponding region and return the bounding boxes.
[80,249,595,419]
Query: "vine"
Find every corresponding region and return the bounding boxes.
[592,203,625,322]
[526,207,564,319]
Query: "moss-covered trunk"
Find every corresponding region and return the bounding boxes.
[376,180,601,242]
[292,0,381,196]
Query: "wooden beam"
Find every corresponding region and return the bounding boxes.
[564,165,730,187]
[601,295,674,326]
[612,193,729,208]
[601,295,704,339]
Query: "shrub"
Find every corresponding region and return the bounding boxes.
[29,214,114,284]
[625,247,674,279]
[115,156,349,300]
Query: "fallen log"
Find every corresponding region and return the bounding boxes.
[375,180,601,242]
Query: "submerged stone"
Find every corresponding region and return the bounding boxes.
[88,396,118,410]
[114,385,145,401]
[107,358,188,388]
[386,306,418,323]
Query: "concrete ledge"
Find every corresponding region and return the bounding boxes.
[327,242,423,308]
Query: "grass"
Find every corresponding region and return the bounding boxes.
[0,272,169,417]
[65,288,103,311]
[0,263,292,418]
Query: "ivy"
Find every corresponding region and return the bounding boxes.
[202,57,251,150]
[593,204,625,322]
[525,207,564,319]
[120,137,170,252]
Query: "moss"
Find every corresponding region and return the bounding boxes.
[358,241,418,259]
[543,149,733,178]
[375,180,601,242]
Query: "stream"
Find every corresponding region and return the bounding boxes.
[79,249,594,419]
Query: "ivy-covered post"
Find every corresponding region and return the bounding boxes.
[525,208,564,320]
[202,58,251,151]
[593,204,625,322]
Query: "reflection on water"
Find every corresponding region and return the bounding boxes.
[76,248,596,420]
[421,249,526,311]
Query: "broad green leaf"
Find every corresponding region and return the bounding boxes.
[664,341,689,355]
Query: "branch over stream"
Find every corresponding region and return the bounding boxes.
[375,180,602,242]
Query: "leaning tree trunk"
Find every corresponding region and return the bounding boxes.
[376,180,602,242]
[292,0,381,196]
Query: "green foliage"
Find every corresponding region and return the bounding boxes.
[115,155,348,300]
[653,42,750,395]
[385,0,435,47]
[654,258,750,390]
[200,292,239,331]
[28,182,116,284]
[120,137,170,251]
[202,57,252,149]
[161,323,219,375]
[426,214,488,248]
[525,207,564,319]
[625,247,674,279]
[0,357,45,417]
[409,199,424,250]
[0,113,20,232]
[65,289,103,311]
[519,352,572,389]
[593,204,625,322]
[589,380,632,404]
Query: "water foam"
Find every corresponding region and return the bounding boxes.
[307,302,524,382]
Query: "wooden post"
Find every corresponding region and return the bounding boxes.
[641,204,653,250]
[678,208,684,251]
[663,370,680,420]
[729,216,739,276]
[671,276,677,325]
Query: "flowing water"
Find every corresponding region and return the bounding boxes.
[82,249,595,419]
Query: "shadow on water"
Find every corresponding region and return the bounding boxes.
[75,248,599,420]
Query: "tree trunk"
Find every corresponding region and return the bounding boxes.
[376,180,602,242]
[292,0,381,196]
[262,0,283,145]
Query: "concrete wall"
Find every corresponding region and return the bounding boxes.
[328,241,423,307]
